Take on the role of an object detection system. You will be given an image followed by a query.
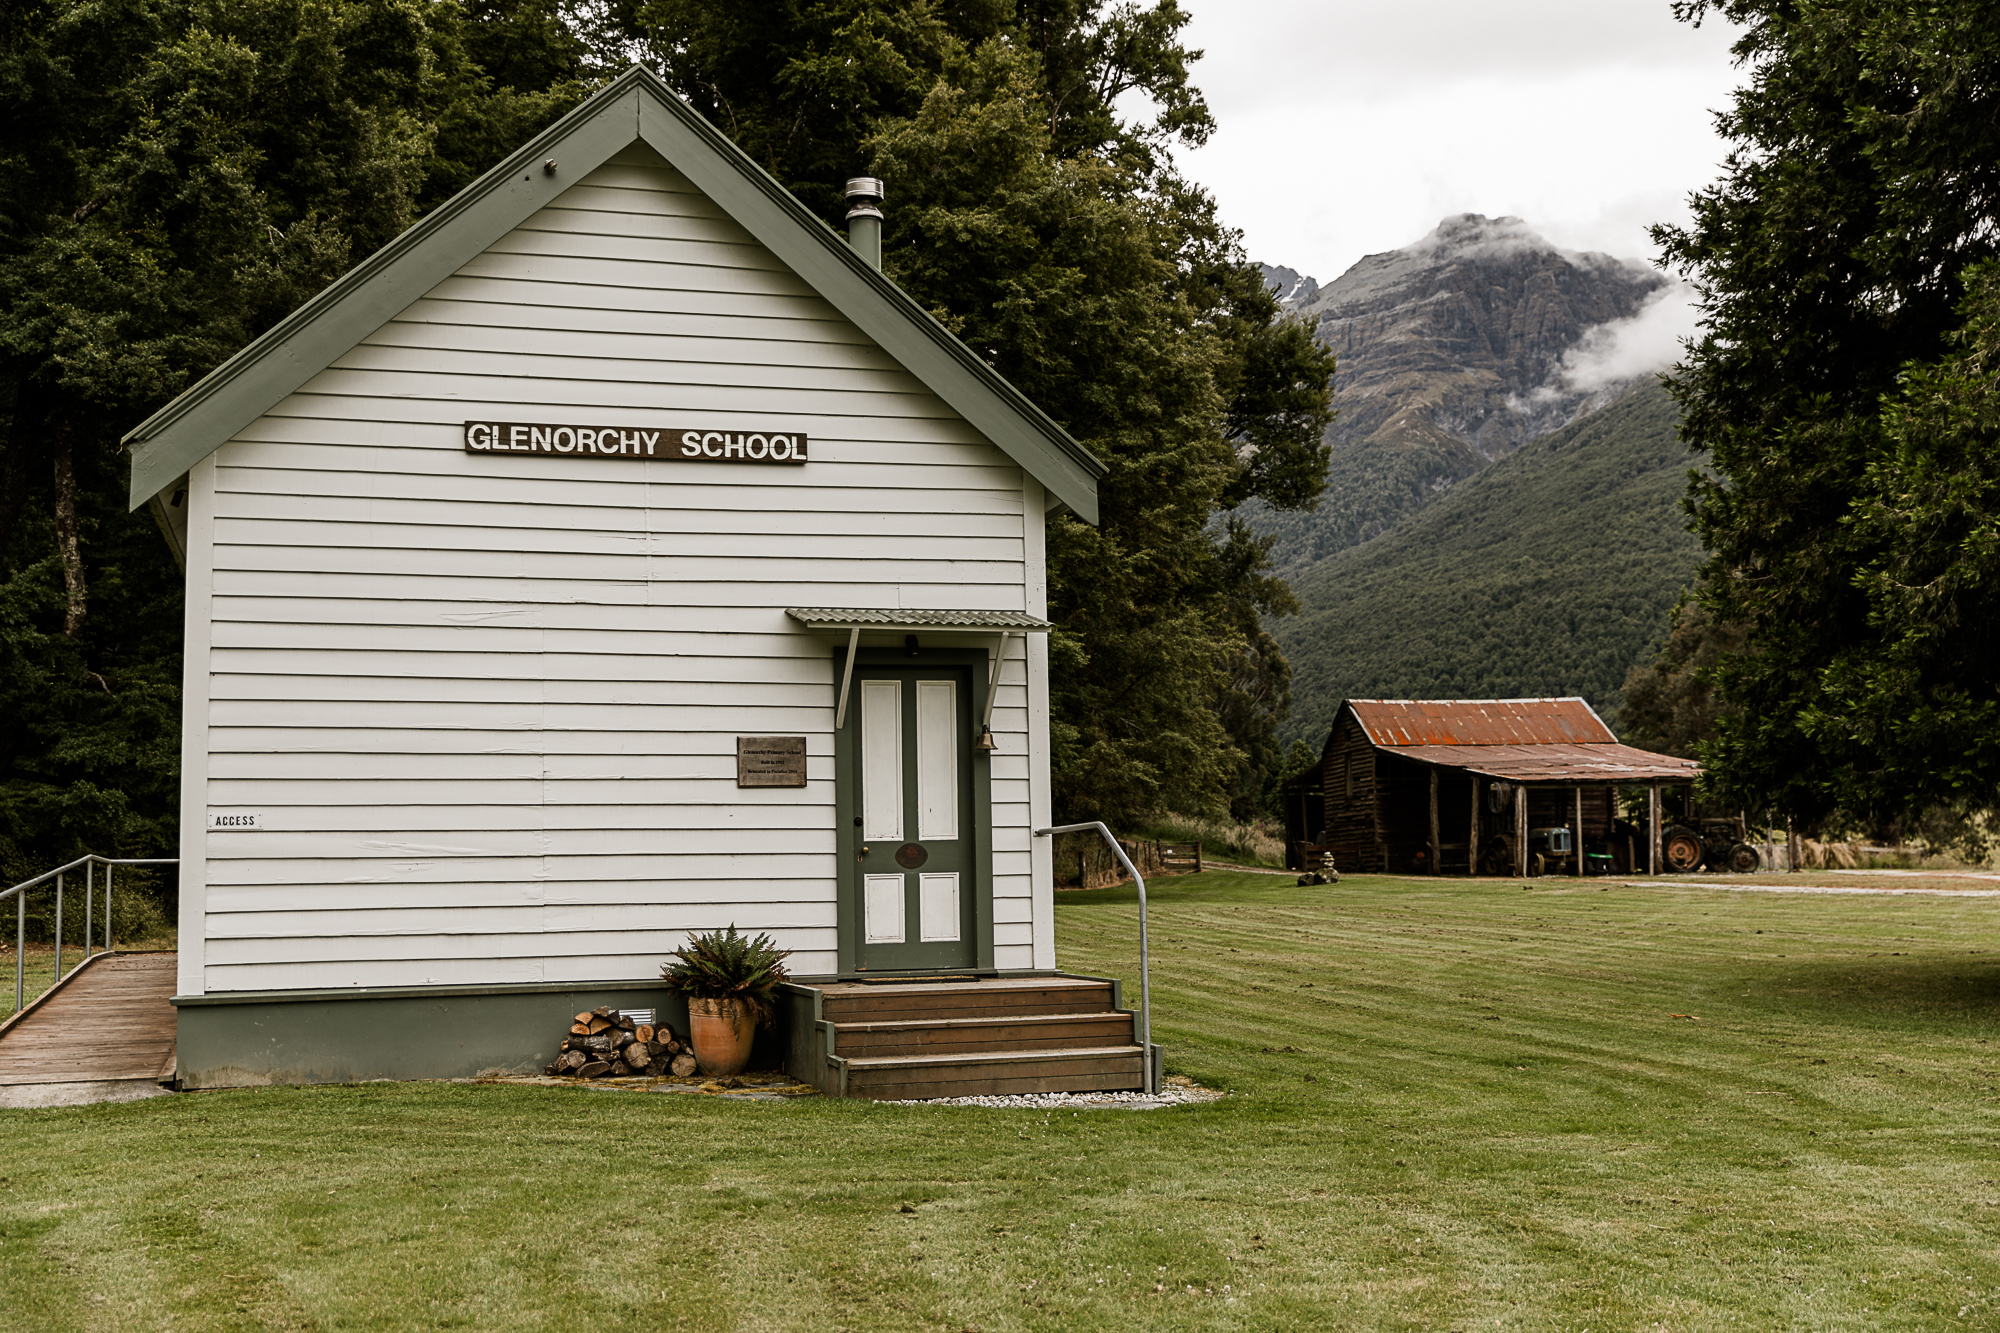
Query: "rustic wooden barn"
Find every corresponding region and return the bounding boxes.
[123,67,1151,1098]
[1283,699,1700,876]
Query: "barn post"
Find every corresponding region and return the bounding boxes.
[1428,767,1440,876]
[1648,785,1662,874]
[1469,777,1481,876]
[1515,784,1528,876]
[1572,786,1584,877]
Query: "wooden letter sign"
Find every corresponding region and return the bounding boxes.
[737,736,807,788]
[465,421,809,464]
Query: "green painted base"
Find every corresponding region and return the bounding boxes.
[170,982,789,1089]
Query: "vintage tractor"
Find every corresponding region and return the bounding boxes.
[1657,817,1763,873]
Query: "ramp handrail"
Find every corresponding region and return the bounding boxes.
[1035,822,1153,1095]
[3,856,178,1015]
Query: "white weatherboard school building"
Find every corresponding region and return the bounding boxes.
[129,68,1149,1097]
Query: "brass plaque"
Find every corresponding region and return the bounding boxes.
[895,843,928,869]
[736,736,807,788]
[465,421,808,464]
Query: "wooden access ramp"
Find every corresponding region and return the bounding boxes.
[0,951,177,1108]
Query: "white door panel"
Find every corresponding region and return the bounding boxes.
[918,872,960,942]
[860,679,902,842]
[915,679,959,842]
[864,873,906,943]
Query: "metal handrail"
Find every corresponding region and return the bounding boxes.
[1036,822,1153,1095]
[3,856,178,1015]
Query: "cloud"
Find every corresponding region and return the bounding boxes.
[1183,0,1744,108]
[1555,278,1701,392]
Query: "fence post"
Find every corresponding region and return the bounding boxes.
[104,862,114,953]
[54,870,64,984]
[13,890,22,1015]
[84,861,94,962]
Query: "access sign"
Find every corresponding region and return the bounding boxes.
[464,421,808,464]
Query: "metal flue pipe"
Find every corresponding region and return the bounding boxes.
[1035,821,1154,1095]
[844,177,884,270]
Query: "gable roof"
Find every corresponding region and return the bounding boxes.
[123,65,1105,520]
[1329,698,1701,784]
[1347,698,1618,748]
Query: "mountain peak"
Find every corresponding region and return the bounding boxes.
[1247,214,1674,567]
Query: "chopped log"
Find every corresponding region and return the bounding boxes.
[625,1047,653,1071]
[587,1033,617,1053]
[635,1024,655,1044]
[586,1018,611,1035]
[670,1053,697,1077]
[574,1011,594,1025]
[577,1060,610,1078]
[609,1060,631,1077]
[569,1023,591,1036]
[592,1006,610,1018]
[614,1014,635,1032]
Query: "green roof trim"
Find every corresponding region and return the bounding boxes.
[124,66,1104,522]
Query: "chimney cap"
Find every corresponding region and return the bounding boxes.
[845,176,884,224]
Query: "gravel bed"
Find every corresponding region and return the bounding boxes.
[882,1080,1221,1111]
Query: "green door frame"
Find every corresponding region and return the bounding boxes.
[833,645,995,975]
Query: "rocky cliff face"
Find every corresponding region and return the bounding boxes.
[1252,215,1669,571]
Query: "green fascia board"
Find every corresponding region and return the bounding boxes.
[125,65,1104,522]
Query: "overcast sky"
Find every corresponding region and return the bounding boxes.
[1173,0,1748,281]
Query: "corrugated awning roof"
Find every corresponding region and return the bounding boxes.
[1395,742,1700,784]
[786,608,1052,631]
[1350,698,1617,747]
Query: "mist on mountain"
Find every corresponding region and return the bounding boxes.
[1250,214,1703,737]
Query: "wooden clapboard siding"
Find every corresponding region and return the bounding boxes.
[1319,709,1383,873]
[191,143,1042,992]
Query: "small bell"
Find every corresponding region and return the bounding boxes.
[973,724,997,752]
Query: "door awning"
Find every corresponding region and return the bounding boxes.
[785,608,1052,632]
[787,610,1052,730]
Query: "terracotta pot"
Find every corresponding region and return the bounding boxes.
[686,996,757,1077]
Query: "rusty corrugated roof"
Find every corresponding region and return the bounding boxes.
[1393,742,1699,783]
[1341,698,1699,783]
[1349,698,1617,747]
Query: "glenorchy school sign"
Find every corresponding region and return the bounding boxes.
[464,421,809,463]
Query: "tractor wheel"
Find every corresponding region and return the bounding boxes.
[1529,852,1546,878]
[1663,828,1704,872]
[1727,842,1762,874]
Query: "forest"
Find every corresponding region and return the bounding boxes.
[4,0,1998,884]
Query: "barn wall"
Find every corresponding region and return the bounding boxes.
[189,144,1039,993]
[1318,710,1382,872]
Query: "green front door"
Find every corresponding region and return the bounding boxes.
[846,664,978,971]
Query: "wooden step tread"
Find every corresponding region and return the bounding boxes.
[843,1044,1142,1070]
[816,976,1108,999]
[821,984,1116,1023]
[834,1011,1122,1033]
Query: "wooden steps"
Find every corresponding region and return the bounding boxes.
[792,975,1147,1100]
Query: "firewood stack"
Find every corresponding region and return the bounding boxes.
[544,1007,699,1079]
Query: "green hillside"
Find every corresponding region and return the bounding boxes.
[1273,383,1701,744]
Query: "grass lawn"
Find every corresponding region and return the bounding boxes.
[3,873,1998,1330]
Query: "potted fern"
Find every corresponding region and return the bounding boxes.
[660,925,792,1077]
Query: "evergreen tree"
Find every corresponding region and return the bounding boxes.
[0,0,595,880]
[1658,0,2000,827]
